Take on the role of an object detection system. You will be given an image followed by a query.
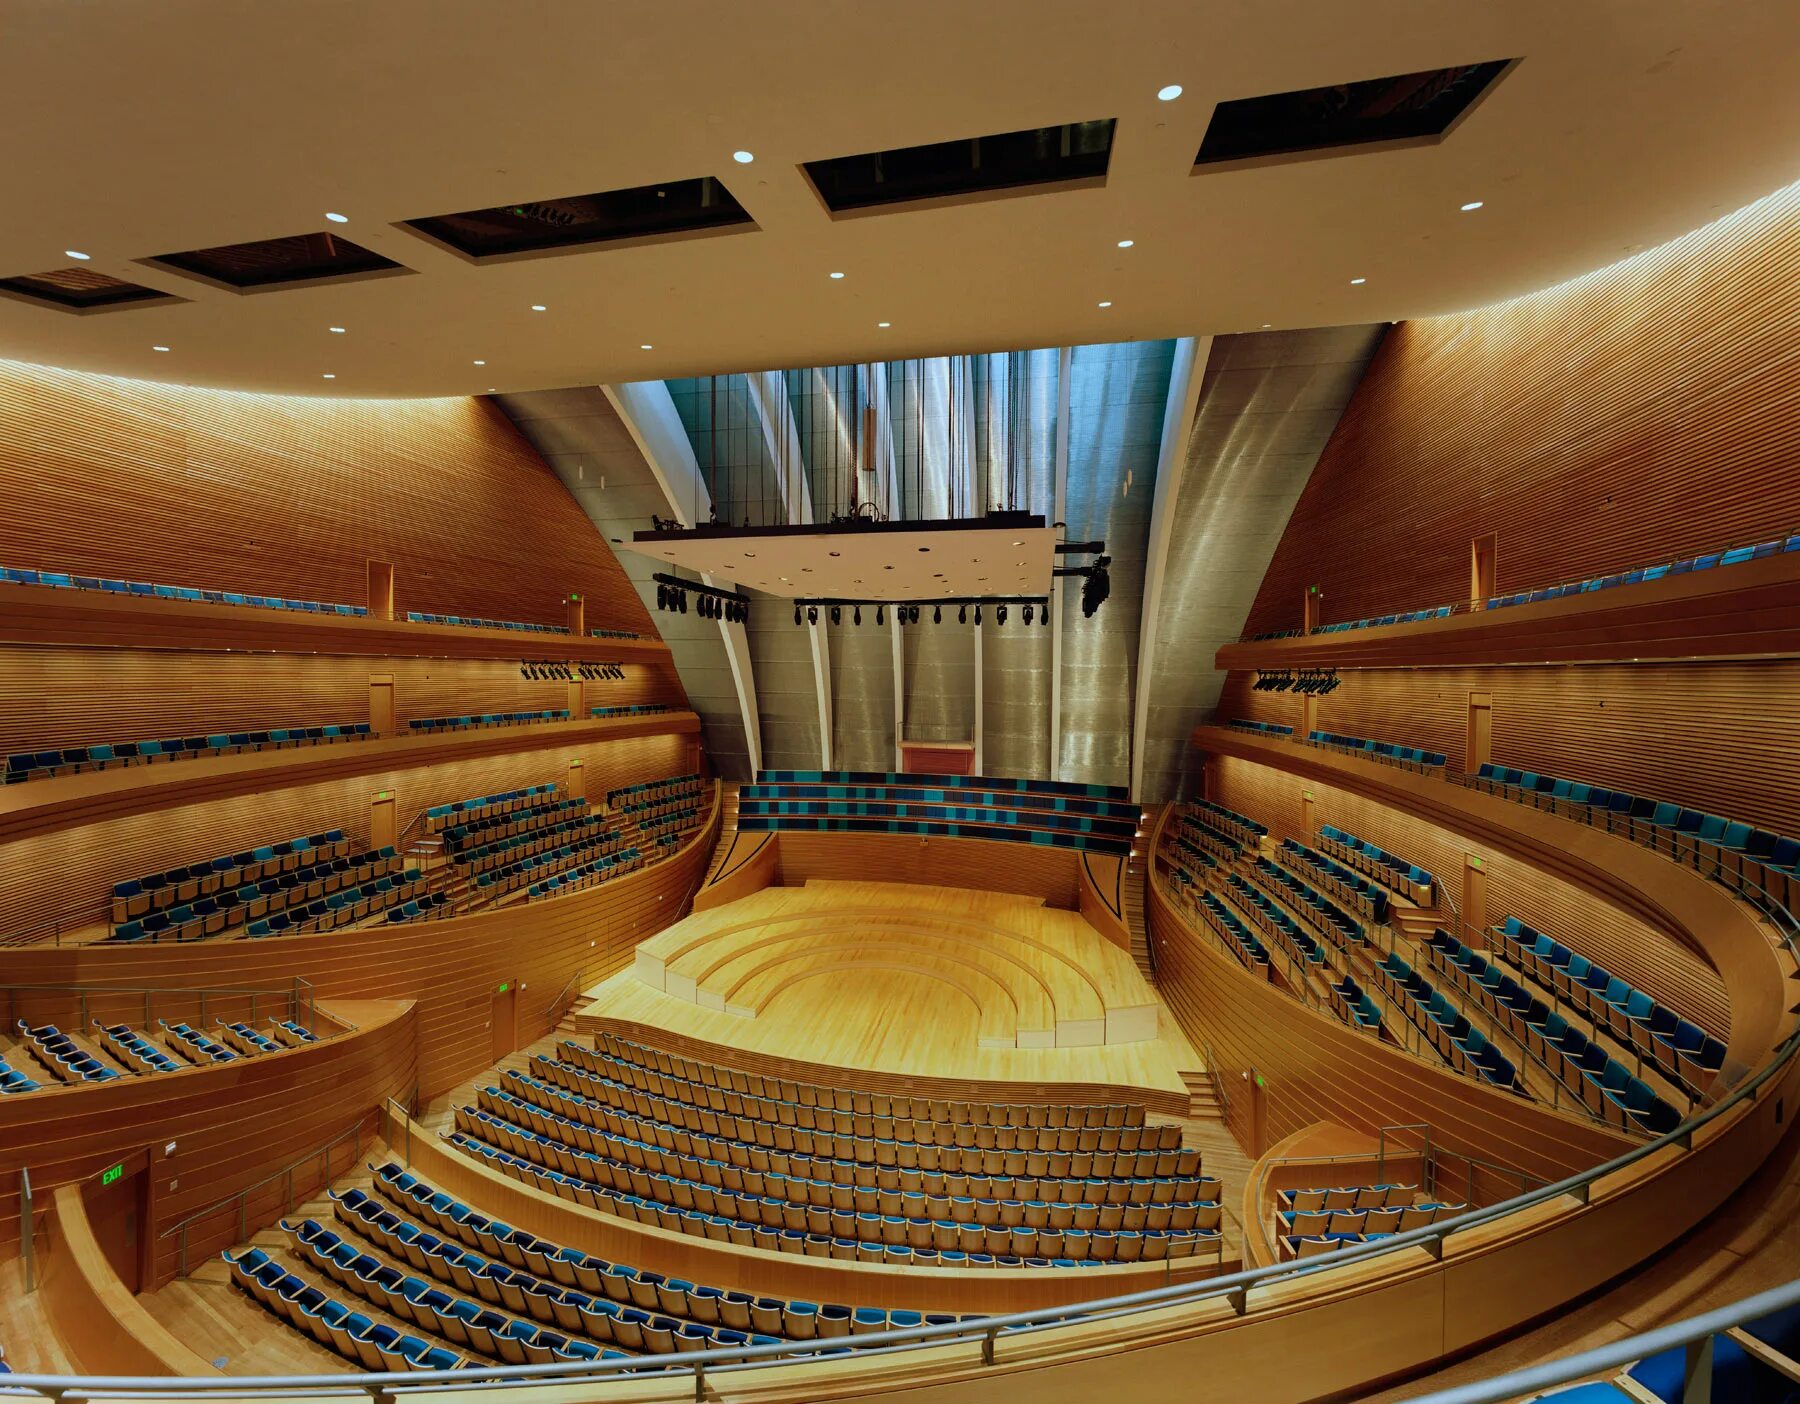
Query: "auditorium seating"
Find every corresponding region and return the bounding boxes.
[1224,873,1328,972]
[0,565,366,616]
[1188,799,1266,848]
[1227,719,1294,737]
[609,772,706,815]
[1328,975,1384,1033]
[425,785,560,833]
[4,1014,328,1091]
[1421,928,1682,1133]
[590,703,673,719]
[1371,955,1522,1090]
[1316,825,1435,905]
[1309,604,1455,634]
[589,628,643,641]
[1469,763,1800,910]
[1488,917,1726,1092]
[1306,730,1448,771]
[13,1023,124,1084]
[5,722,372,785]
[406,611,569,635]
[1251,856,1366,947]
[524,848,644,901]
[1195,889,1272,974]
[1277,839,1390,923]
[0,1048,43,1094]
[1173,810,1243,864]
[245,868,434,937]
[407,710,572,732]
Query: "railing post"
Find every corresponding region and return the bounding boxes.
[179,1225,189,1278]
[981,1325,998,1365]
[20,1169,34,1293]
[1681,1333,1714,1403]
[694,1360,706,1402]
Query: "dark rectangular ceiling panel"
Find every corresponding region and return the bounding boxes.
[0,267,169,309]
[406,177,752,257]
[806,120,1115,212]
[151,232,402,288]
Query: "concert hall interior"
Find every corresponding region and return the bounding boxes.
[0,4,1797,1401]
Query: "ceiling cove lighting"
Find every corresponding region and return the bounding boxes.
[1461,200,1485,211]
[324,212,348,223]
[65,249,91,260]
[640,343,653,350]
[1157,84,1184,101]
[877,321,891,328]
[328,325,346,333]
[152,345,170,352]
[322,373,336,379]
[829,271,845,279]
[732,151,754,164]
[1117,239,1135,248]
[1097,300,1112,308]
[1349,277,1366,285]
[530,303,547,311]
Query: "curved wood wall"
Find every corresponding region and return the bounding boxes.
[0,360,653,634]
[0,726,695,933]
[1242,180,1800,635]
[0,997,417,1280]
[774,830,1082,907]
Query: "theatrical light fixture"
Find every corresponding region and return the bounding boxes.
[934,605,942,623]
[853,605,862,626]
[973,604,982,625]
[959,605,968,624]
[1023,604,1034,625]
[794,604,802,626]
[876,605,885,625]
[1041,602,1050,626]
[807,606,818,624]
[831,605,842,625]
[908,605,920,624]
[1080,556,1111,618]
[996,604,1008,625]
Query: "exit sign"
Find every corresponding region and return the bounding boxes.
[1469,856,1484,871]
[101,1162,124,1187]
[497,981,510,994]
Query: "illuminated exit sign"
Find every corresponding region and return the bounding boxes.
[497,981,511,994]
[101,1162,124,1187]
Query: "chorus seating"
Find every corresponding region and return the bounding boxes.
[1276,1183,1417,1212]
[1468,763,1800,910]
[407,710,572,733]
[590,703,673,719]
[14,1023,125,1084]
[1422,928,1682,1132]
[0,1049,43,1094]
[1371,956,1522,1090]
[1195,890,1272,974]
[1489,917,1726,1090]
[524,847,644,901]
[738,810,1131,855]
[1251,856,1366,946]
[1277,839,1390,923]
[359,1166,964,1342]
[581,1032,1165,1137]
[227,1248,472,1371]
[5,722,372,785]
[406,611,569,635]
[0,565,366,616]
[1307,729,1447,770]
[607,773,705,809]
[425,784,560,833]
[1227,719,1294,737]
[1316,825,1435,905]
[756,769,1129,802]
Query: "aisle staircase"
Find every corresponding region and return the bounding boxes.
[1123,848,1154,979]
[703,781,743,884]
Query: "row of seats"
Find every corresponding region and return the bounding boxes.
[607,772,704,809]
[4,1016,320,1094]
[444,797,591,853]
[1310,604,1455,634]
[1307,730,1448,770]
[1174,813,1244,864]
[113,844,400,942]
[589,628,643,641]
[1422,928,1681,1134]
[1165,836,1220,878]
[1539,1294,1800,1403]
[244,869,434,937]
[425,784,559,833]
[525,847,644,901]
[1278,838,1390,923]
[458,814,613,879]
[591,703,674,719]
[577,1033,1159,1136]
[757,769,1128,802]
[476,835,638,900]
[1188,798,1267,848]
[615,790,706,821]
[14,1022,124,1083]
[1277,1183,1416,1211]
[499,1070,1209,1212]
[534,1055,1182,1180]
[1278,1201,1463,1236]
[737,798,1134,844]
[0,1049,42,1094]
[0,565,364,616]
[408,710,572,733]
[1489,918,1725,1088]
[407,611,568,635]
[1471,763,1800,909]
[635,806,703,841]
[1227,718,1294,737]
[1253,856,1367,947]
[737,810,1131,856]
[6,722,371,786]
[364,1165,959,1342]
[742,779,1138,823]
[1317,824,1435,905]
[1372,954,1521,1090]
[450,1126,1220,1266]
[1329,973,1384,1033]
[113,829,354,921]
[1224,872,1328,971]
[1195,889,1272,974]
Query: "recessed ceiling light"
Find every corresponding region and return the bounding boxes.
[640,344,653,350]
[732,150,755,164]
[829,271,845,280]
[1012,540,1023,546]
[1097,300,1112,308]
[877,321,891,328]
[1262,323,1272,328]
[1349,277,1366,285]
[530,304,547,312]
[1460,200,1485,212]
[152,345,170,352]
[1117,239,1135,249]
[1157,84,1183,101]
[473,359,486,365]
[322,373,336,379]
[65,249,91,261]
[324,212,348,224]
[487,387,496,392]
[328,325,346,334]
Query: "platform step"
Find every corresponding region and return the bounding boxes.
[1178,1069,1227,1122]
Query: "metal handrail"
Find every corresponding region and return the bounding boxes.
[3,978,313,1035]
[1405,1275,1800,1403]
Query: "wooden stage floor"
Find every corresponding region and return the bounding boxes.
[575,880,1202,1099]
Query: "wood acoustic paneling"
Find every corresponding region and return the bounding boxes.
[1191,728,1785,1071]
[1208,754,1731,1040]
[0,359,654,636]
[1216,656,1800,843]
[0,727,695,933]
[774,831,1083,908]
[0,644,686,759]
[0,998,417,1281]
[1242,181,1800,637]
[1,786,721,1113]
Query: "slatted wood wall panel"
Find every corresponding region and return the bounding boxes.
[3,791,720,1106]
[1243,181,1800,635]
[1148,874,1632,1182]
[773,831,1082,908]
[0,732,688,933]
[1216,658,1800,838]
[0,645,686,757]
[0,359,654,634]
[0,1000,417,1278]
[1209,755,1730,1038]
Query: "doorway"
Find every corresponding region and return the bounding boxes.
[1465,693,1493,773]
[491,983,517,1063]
[369,675,396,735]
[1463,856,1489,941]
[1470,534,1497,609]
[86,1155,151,1294]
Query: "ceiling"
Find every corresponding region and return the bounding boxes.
[2,0,1797,397]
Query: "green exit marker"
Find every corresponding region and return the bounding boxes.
[497,981,510,994]
[101,1162,124,1187]
[1470,856,1484,871]
[1254,1074,1266,1089]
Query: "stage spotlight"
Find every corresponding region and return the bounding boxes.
[807,605,818,625]
[656,583,668,610]
[934,605,942,624]
[830,605,841,626]
[1041,602,1050,627]
[876,605,885,625]
[996,604,1007,625]
[974,604,982,625]
[1023,604,1034,625]
[909,605,920,624]
[1081,556,1112,619]
[853,605,862,626]
[794,604,802,626]
[959,604,967,624]
[677,590,687,613]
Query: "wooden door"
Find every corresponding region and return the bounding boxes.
[370,794,397,851]
[491,984,517,1063]
[87,1158,150,1294]
[369,676,396,735]
[366,560,395,621]
[1300,790,1316,840]
[1465,693,1493,773]
[1471,534,1497,609]
[1463,857,1489,942]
